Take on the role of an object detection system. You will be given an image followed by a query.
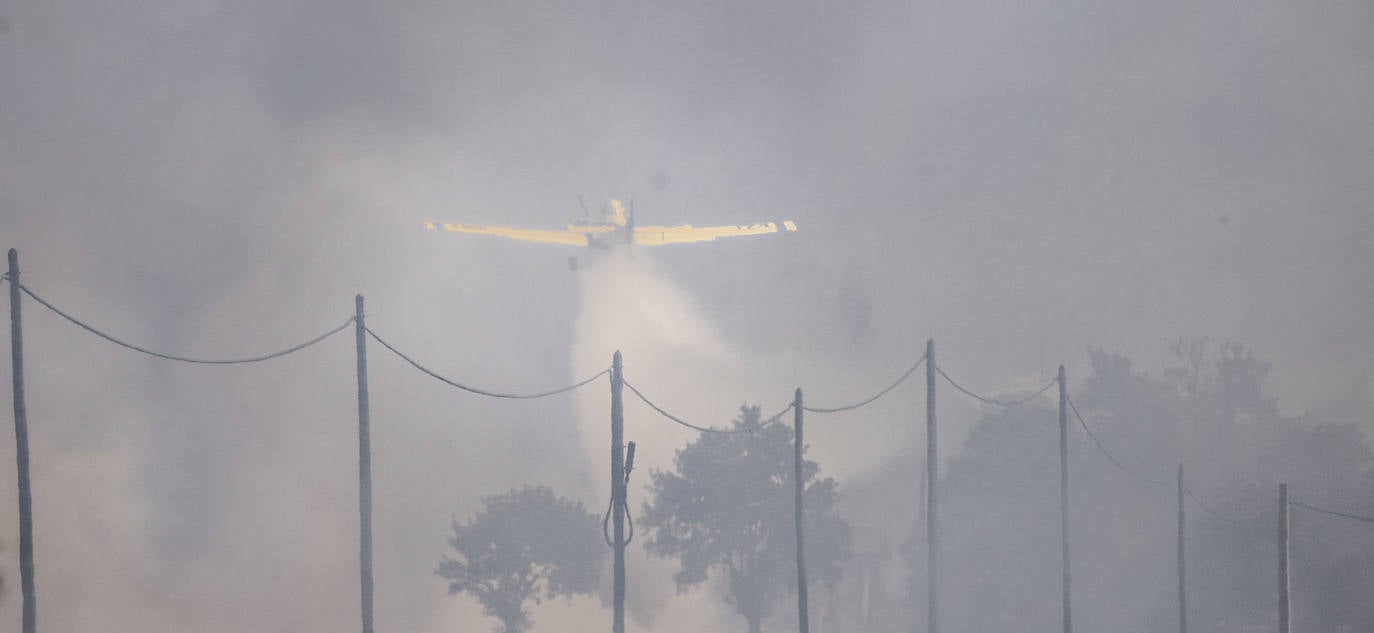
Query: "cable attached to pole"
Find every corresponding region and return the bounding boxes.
[603,441,636,548]
[1065,394,1172,486]
[762,403,796,426]
[20,282,353,364]
[623,376,763,431]
[802,355,925,413]
[365,326,609,399]
[1182,484,1258,524]
[935,364,1057,407]
[1291,500,1374,525]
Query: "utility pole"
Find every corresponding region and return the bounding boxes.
[793,388,809,633]
[925,339,938,633]
[1177,463,1187,633]
[355,295,374,633]
[9,249,37,633]
[1058,364,1072,633]
[611,351,626,633]
[1278,483,1290,633]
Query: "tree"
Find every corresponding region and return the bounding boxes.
[641,404,850,633]
[903,339,1374,632]
[437,486,603,633]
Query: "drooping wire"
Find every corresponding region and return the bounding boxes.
[1065,394,1173,486]
[1291,501,1374,525]
[802,355,926,414]
[365,326,609,399]
[19,282,353,364]
[603,469,636,549]
[621,379,773,434]
[935,364,1057,407]
[603,440,645,549]
[762,403,796,426]
[603,497,633,548]
[1183,484,1255,524]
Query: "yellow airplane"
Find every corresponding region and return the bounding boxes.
[426,199,798,270]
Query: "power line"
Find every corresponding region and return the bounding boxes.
[1064,394,1172,486]
[935,364,1057,407]
[762,403,796,426]
[802,355,925,413]
[622,378,788,434]
[19,282,353,364]
[1291,501,1374,525]
[603,474,637,549]
[602,496,635,548]
[365,326,609,399]
[1183,484,1256,524]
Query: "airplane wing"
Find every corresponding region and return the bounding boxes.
[425,221,590,246]
[632,221,798,246]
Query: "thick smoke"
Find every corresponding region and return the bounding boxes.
[1,0,1372,631]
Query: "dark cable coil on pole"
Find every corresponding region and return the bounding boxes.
[604,441,637,549]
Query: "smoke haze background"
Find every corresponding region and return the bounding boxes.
[1,0,1372,630]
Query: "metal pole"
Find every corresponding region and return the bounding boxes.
[355,295,374,633]
[1278,483,1290,633]
[611,351,625,633]
[926,339,938,633]
[1058,364,1072,633]
[794,388,809,633]
[1177,463,1187,633]
[9,248,37,633]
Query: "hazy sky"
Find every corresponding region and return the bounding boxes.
[1,0,1371,631]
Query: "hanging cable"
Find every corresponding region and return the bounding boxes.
[604,499,634,547]
[365,326,608,399]
[602,497,622,548]
[762,403,795,426]
[603,441,637,548]
[1291,501,1374,525]
[19,283,352,364]
[1065,394,1172,486]
[603,488,635,548]
[935,364,1057,407]
[1182,484,1256,524]
[802,355,926,414]
[622,379,766,434]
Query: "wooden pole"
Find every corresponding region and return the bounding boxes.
[1058,364,1072,633]
[355,295,374,633]
[9,249,37,633]
[1278,483,1290,633]
[925,339,938,633]
[794,388,810,633]
[1177,463,1187,633]
[611,351,625,633]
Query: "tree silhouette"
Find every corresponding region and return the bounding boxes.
[905,339,1374,632]
[641,404,850,633]
[437,486,603,633]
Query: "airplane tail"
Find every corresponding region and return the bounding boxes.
[607,199,628,227]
